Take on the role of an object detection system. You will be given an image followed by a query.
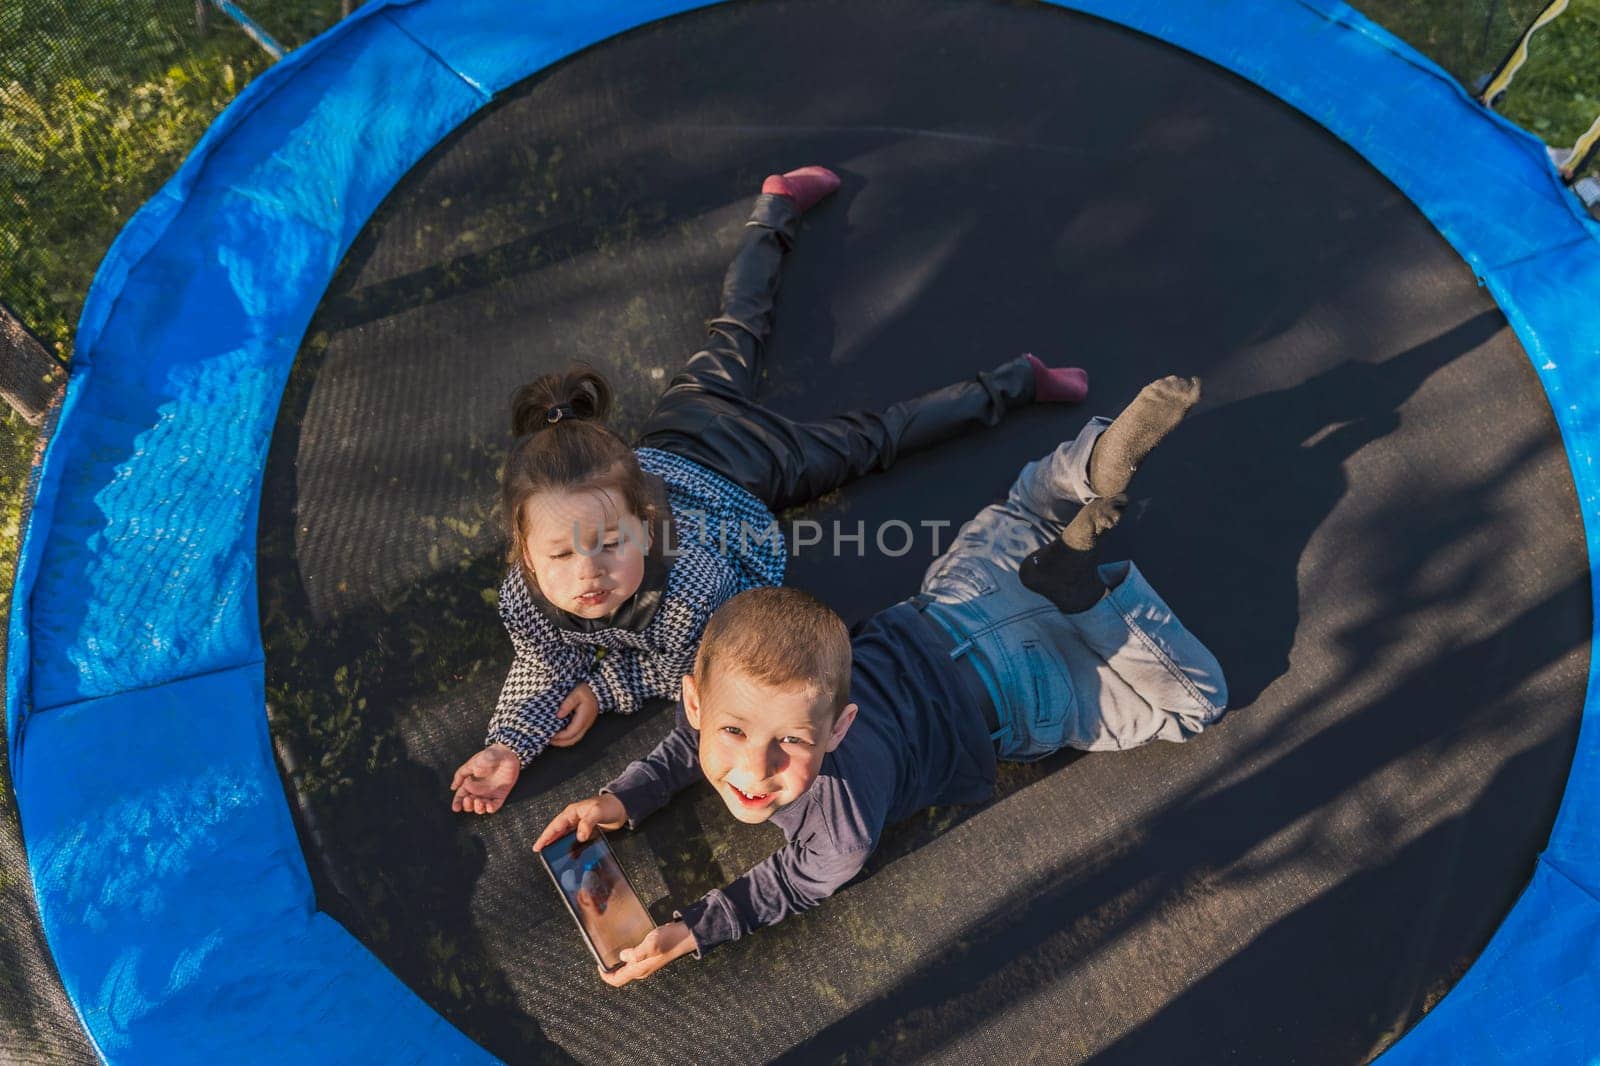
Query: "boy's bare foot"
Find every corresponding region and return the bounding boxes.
[1019,494,1127,613]
[761,165,841,213]
[1088,375,1202,496]
[1024,353,1089,404]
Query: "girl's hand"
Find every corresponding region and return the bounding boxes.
[450,743,522,814]
[600,921,698,987]
[550,681,600,747]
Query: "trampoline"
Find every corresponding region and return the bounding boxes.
[7,0,1600,1062]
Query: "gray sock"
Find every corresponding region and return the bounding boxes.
[1087,375,1202,496]
[1019,495,1127,613]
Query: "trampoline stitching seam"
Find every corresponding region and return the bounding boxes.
[31,657,266,717]
[1289,0,1600,239]
[1485,234,1596,274]
[377,9,491,102]
[66,0,403,365]
[1540,854,1600,907]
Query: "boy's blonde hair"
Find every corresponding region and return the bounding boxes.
[693,587,852,713]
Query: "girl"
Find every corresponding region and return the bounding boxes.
[450,166,1090,814]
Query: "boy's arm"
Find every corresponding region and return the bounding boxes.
[599,841,871,987]
[599,701,702,826]
[675,841,873,955]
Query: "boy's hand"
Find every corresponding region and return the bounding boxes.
[532,793,627,851]
[600,921,698,987]
[550,681,599,748]
[450,743,521,814]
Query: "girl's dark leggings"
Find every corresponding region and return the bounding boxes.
[635,192,1036,513]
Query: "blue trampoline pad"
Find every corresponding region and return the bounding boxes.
[8,0,1599,1062]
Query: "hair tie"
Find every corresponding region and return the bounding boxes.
[545,403,577,425]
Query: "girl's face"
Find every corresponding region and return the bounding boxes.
[521,486,649,619]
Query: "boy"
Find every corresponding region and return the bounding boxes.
[533,376,1227,984]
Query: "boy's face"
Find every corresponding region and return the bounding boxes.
[682,667,857,824]
[521,487,649,619]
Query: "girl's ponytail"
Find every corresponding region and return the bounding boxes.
[510,365,613,436]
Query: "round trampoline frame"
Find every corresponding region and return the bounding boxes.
[6,0,1599,1060]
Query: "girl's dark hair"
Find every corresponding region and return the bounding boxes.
[502,364,655,583]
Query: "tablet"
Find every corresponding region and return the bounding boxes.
[538,829,656,972]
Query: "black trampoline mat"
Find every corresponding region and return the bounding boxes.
[257,1,1590,1062]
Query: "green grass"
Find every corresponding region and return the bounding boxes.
[0,412,31,654]
[0,1,344,358]
[1500,2,1600,163]
[1354,0,1600,174]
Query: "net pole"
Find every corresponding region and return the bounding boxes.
[208,0,285,60]
[0,305,65,426]
[1561,113,1600,183]
[1480,0,1570,105]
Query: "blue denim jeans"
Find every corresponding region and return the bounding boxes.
[918,419,1228,760]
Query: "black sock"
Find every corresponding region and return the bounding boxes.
[1019,495,1127,613]
[1087,375,1202,496]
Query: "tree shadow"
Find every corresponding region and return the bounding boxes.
[773,565,1587,1064]
[1137,309,1509,709]
[1080,741,1579,1066]
[769,328,1588,1061]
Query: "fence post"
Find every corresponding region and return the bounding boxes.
[1,305,66,426]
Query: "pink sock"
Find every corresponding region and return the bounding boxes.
[1025,354,1089,403]
[761,166,841,213]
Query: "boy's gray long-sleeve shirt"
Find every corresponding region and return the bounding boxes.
[602,601,998,953]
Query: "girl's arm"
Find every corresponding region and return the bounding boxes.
[486,600,597,764]
[454,633,592,813]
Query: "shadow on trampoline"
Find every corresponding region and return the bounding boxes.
[249,13,1585,1049]
[1087,729,1580,1066]
[257,273,1587,1063]
[308,71,898,354]
[1148,309,1511,710]
[783,710,1580,1066]
[770,310,1585,1063]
